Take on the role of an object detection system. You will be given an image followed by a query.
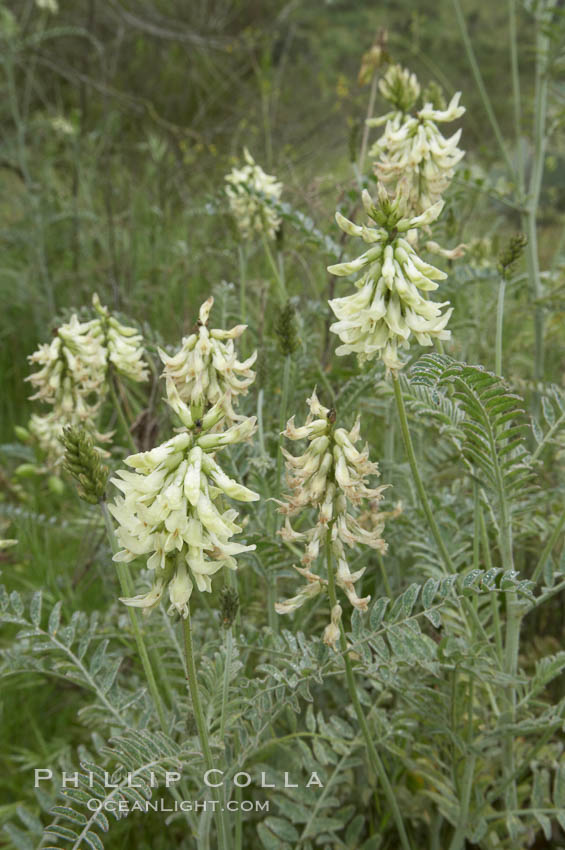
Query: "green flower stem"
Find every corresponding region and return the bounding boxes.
[479,507,503,663]
[392,374,454,574]
[100,503,168,732]
[508,0,525,200]
[261,232,287,303]
[182,611,227,850]
[358,70,379,178]
[495,274,506,376]
[325,531,414,850]
[219,621,242,848]
[276,354,292,495]
[451,0,514,177]
[531,507,565,584]
[448,680,476,850]
[238,244,247,328]
[268,353,293,633]
[220,626,233,742]
[524,0,557,392]
[108,375,137,454]
[502,590,520,812]
[493,410,520,815]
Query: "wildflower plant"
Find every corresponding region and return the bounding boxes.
[367,63,465,214]
[328,185,452,370]
[225,147,282,241]
[4,14,565,850]
[276,389,387,644]
[109,299,259,618]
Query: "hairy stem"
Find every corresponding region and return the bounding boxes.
[495,275,506,376]
[238,244,247,329]
[325,531,413,850]
[392,375,454,574]
[523,0,557,392]
[182,612,227,850]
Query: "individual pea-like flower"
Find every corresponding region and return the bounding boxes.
[109,362,259,618]
[276,390,388,642]
[328,186,453,371]
[225,148,282,241]
[367,65,465,214]
[323,603,342,651]
[159,297,256,424]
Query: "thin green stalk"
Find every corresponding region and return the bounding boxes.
[451,0,515,176]
[479,507,503,663]
[108,376,137,454]
[523,0,557,390]
[218,616,242,849]
[493,417,520,814]
[238,244,247,327]
[100,503,168,732]
[508,0,525,199]
[276,355,292,494]
[325,531,414,850]
[392,375,454,574]
[531,507,565,584]
[449,679,476,850]
[358,70,379,180]
[220,627,233,742]
[182,611,227,850]
[268,354,292,633]
[261,232,287,302]
[495,275,506,376]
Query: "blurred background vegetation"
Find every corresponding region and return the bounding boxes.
[1,0,563,441]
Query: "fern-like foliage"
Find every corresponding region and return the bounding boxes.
[42,731,193,850]
[409,354,538,516]
[0,587,146,729]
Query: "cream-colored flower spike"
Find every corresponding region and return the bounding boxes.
[25,295,148,462]
[328,186,452,371]
[276,391,388,642]
[225,148,282,241]
[367,64,465,214]
[110,338,259,618]
[159,297,256,424]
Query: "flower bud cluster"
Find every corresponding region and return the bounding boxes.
[26,295,147,462]
[367,64,465,215]
[328,187,452,371]
[159,297,256,425]
[225,148,282,241]
[275,391,388,639]
[109,310,259,619]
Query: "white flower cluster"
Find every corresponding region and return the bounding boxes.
[159,297,256,425]
[328,187,452,371]
[225,148,282,241]
[275,391,387,649]
[367,64,465,214]
[109,362,259,618]
[26,295,147,462]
